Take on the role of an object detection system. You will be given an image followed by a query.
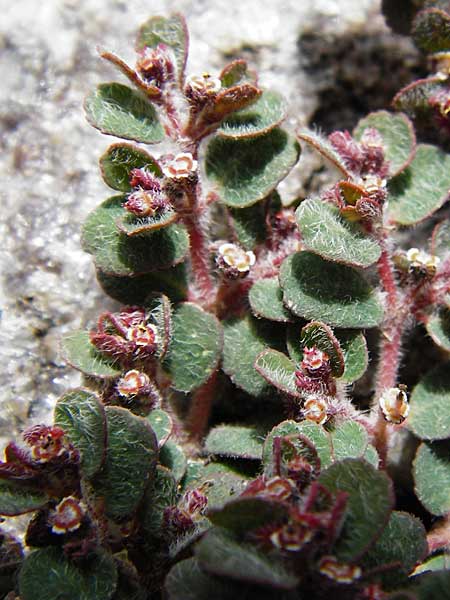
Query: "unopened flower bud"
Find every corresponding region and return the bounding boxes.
[186,73,222,95]
[318,555,361,583]
[217,243,256,279]
[162,153,198,179]
[50,496,84,534]
[123,188,168,217]
[136,43,174,87]
[379,386,409,424]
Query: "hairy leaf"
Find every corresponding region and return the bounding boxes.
[208,497,287,536]
[93,407,157,519]
[388,144,450,226]
[300,321,345,377]
[204,425,266,460]
[85,83,164,143]
[141,466,178,538]
[61,330,121,378]
[19,548,117,600]
[147,409,173,448]
[297,130,352,177]
[116,208,178,237]
[254,349,300,397]
[330,421,368,462]
[318,458,393,561]
[218,90,286,139]
[205,128,300,208]
[407,362,450,440]
[82,196,189,276]
[160,440,187,483]
[229,203,266,250]
[414,441,450,515]
[0,481,48,517]
[54,389,106,478]
[353,110,416,177]
[99,143,161,192]
[249,278,295,322]
[163,303,222,393]
[426,308,450,351]
[280,252,384,328]
[413,8,450,53]
[296,198,381,268]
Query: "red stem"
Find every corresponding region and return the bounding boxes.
[183,211,216,308]
[186,372,218,440]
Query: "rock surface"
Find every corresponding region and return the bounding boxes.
[0,0,421,446]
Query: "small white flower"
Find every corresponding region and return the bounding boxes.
[186,73,222,94]
[162,153,198,179]
[406,248,440,271]
[218,243,256,273]
[303,396,328,425]
[379,387,409,424]
[117,370,150,397]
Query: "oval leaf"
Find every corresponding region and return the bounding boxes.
[204,425,266,460]
[81,196,189,276]
[93,406,158,519]
[208,497,287,536]
[218,90,286,139]
[388,144,450,226]
[99,143,162,192]
[413,8,450,53]
[159,440,187,483]
[300,321,345,377]
[163,303,222,393]
[330,421,368,462]
[249,278,295,322]
[222,316,285,396]
[229,203,266,250]
[426,308,450,351]
[19,548,117,600]
[279,252,384,328]
[116,208,178,237]
[414,441,450,515]
[61,330,121,379]
[318,458,394,561]
[431,218,450,258]
[54,389,106,479]
[353,111,416,177]
[0,481,48,517]
[407,362,450,440]
[85,83,164,144]
[147,409,173,448]
[296,198,381,268]
[254,348,301,397]
[205,128,300,208]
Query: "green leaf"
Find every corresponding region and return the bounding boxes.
[337,330,369,383]
[407,362,450,440]
[196,528,299,589]
[413,8,450,53]
[229,203,266,250]
[249,278,295,322]
[19,548,117,600]
[147,409,173,448]
[318,458,393,561]
[183,461,251,509]
[220,60,256,88]
[61,330,121,378]
[363,444,380,468]
[262,420,332,471]
[279,252,384,328]
[166,558,232,600]
[208,497,287,536]
[426,308,450,351]
[296,198,381,268]
[297,129,352,178]
[388,144,450,225]
[205,128,300,208]
[54,389,106,478]
[141,465,178,538]
[254,349,300,397]
[163,303,222,393]
[160,440,187,483]
[413,569,450,599]
[300,321,345,377]
[136,14,188,83]
[85,83,164,144]
[94,407,158,520]
[81,196,189,276]
[413,554,450,575]
[431,218,450,258]
[222,316,285,396]
[0,481,48,517]
[204,425,266,460]
[414,441,450,515]
[330,421,368,462]
[99,143,162,192]
[361,511,427,588]
[393,76,447,117]
[146,293,172,359]
[116,208,178,237]
[217,91,286,139]
[96,263,188,304]
[353,111,416,177]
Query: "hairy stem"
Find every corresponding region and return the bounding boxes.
[186,372,218,440]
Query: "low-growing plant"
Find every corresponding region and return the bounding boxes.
[2,7,450,600]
